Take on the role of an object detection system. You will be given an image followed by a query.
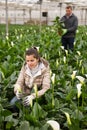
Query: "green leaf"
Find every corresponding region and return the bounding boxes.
[20,121,30,130]
[2,109,12,117]
[31,102,47,119]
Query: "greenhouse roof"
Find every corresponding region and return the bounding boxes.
[0,0,87,8]
[62,0,87,7]
[0,0,87,4]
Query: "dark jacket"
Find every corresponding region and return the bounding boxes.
[60,13,78,38]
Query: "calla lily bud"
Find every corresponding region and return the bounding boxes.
[56,59,59,67]
[79,60,82,67]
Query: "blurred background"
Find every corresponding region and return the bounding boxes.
[0,0,87,26]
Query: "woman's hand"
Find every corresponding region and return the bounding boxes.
[16,91,23,99]
[23,95,34,106]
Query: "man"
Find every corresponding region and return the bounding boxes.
[60,5,78,51]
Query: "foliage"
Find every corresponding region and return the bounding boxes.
[0,24,87,130]
[53,16,66,36]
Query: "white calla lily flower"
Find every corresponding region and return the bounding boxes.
[50,70,52,76]
[11,41,14,46]
[77,51,81,56]
[16,36,19,39]
[51,29,55,32]
[60,46,64,50]
[76,29,79,33]
[64,112,71,125]
[20,34,23,38]
[65,49,68,56]
[63,56,66,64]
[34,84,38,97]
[6,35,9,40]
[47,120,60,130]
[36,46,39,51]
[85,74,87,77]
[76,83,82,98]
[76,76,85,84]
[74,41,76,45]
[51,73,55,85]
[71,70,77,80]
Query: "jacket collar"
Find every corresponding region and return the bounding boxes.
[65,13,74,18]
[25,62,45,77]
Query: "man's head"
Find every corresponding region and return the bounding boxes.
[66,5,72,16]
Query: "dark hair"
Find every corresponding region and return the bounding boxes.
[66,5,72,10]
[25,47,40,60]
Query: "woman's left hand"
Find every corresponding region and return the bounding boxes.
[23,95,34,106]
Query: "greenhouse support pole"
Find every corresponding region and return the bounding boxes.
[85,9,87,25]
[59,2,62,17]
[40,0,42,33]
[6,0,8,36]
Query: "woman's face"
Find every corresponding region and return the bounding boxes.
[26,55,39,69]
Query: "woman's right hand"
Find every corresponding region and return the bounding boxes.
[16,91,23,99]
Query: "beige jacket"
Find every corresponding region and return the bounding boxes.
[14,58,50,98]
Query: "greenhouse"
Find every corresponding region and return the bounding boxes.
[0,0,87,25]
[0,0,87,130]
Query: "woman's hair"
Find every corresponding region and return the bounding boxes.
[25,47,40,60]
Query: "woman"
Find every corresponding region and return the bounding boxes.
[10,47,50,107]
